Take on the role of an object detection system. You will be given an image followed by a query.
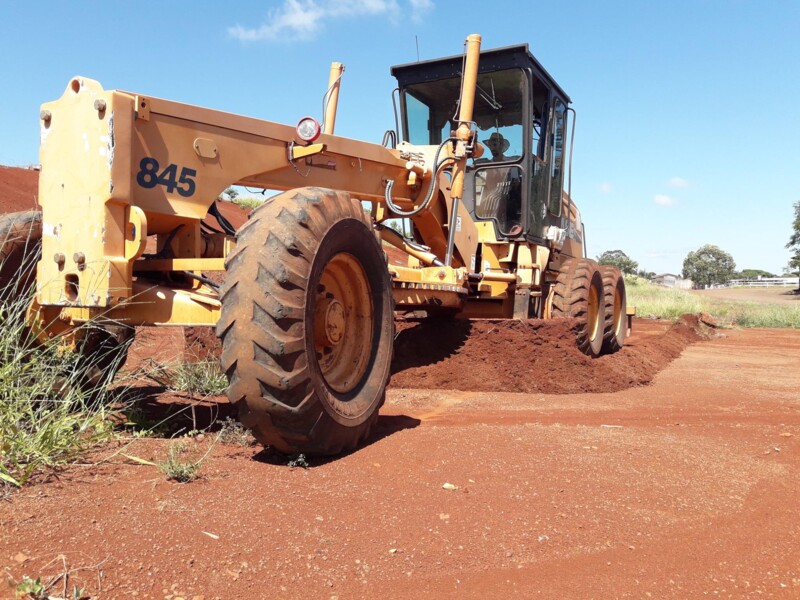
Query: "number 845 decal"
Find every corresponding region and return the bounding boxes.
[136,157,196,197]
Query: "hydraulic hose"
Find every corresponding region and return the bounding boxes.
[383,137,457,218]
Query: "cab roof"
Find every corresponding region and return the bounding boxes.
[390,43,571,105]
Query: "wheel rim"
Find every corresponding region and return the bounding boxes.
[613,287,624,336]
[313,252,374,393]
[588,283,601,342]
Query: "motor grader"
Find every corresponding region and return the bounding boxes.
[0,34,626,455]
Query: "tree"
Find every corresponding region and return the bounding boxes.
[787,200,800,291]
[739,269,776,280]
[597,250,638,275]
[682,245,736,289]
[224,187,239,201]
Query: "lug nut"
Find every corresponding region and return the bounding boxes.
[40,110,52,122]
[94,99,106,111]
[73,252,86,271]
[53,252,65,266]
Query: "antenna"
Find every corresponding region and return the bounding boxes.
[415,35,420,61]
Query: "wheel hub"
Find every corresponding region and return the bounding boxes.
[313,252,374,394]
[319,297,345,346]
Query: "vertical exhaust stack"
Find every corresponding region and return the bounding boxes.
[323,62,345,135]
[445,33,482,266]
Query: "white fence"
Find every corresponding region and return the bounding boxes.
[725,277,799,288]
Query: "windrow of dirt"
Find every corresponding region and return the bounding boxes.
[390,315,713,394]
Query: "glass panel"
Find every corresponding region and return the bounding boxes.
[405,93,432,145]
[474,166,523,234]
[548,99,567,215]
[527,158,548,238]
[403,69,526,163]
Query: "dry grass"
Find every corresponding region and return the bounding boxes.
[627,277,800,328]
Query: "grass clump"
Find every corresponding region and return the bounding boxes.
[233,197,264,211]
[0,296,127,487]
[217,417,255,447]
[159,442,201,483]
[626,277,800,328]
[140,358,228,397]
[287,453,309,469]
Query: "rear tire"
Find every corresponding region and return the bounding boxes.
[552,258,605,357]
[0,210,42,300]
[217,187,394,456]
[0,210,133,386]
[600,266,627,354]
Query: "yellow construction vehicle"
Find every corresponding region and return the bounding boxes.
[0,34,626,455]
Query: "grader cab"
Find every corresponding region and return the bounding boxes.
[0,35,627,455]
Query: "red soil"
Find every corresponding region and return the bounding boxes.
[391,315,710,394]
[5,163,800,598]
[0,165,39,212]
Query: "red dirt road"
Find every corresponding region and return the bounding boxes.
[3,325,800,598]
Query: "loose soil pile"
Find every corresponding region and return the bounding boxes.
[391,315,712,394]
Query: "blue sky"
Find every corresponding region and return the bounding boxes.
[1,1,798,275]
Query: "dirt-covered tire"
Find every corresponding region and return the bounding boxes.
[0,210,133,386]
[551,258,605,357]
[599,266,627,354]
[0,210,42,301]
[217,187,394,456]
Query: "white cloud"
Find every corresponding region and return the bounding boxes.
[653,194,675,206]
[229,0,431,42]
[597,182,613,194]
[408,0,433,22]
[668,177,689,188]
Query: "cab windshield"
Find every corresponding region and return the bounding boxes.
[402,68,525,163]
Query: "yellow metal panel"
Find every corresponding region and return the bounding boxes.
[133,257,226,272]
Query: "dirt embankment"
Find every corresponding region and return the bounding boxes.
[390,315,711,394]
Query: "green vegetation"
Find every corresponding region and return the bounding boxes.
[0,294,126,487]
[158,442,202,483]
[597,249,638,275]
[140,358,228,398]
[217,417,255,447]
[287,453,310,469]
[233,197,264,211]
[626,276,800,328]
[787,200,800,290]
[682,244,737,288]
[737,269,776,279]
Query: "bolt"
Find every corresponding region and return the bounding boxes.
[40,110,52,122]
[73,252,86,271]
[53,252,65,266]
[94,99,107,111]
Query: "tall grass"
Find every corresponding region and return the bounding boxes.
[626,276,800,328]
[0,290,128,487]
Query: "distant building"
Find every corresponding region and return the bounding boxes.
[653,273,693,289]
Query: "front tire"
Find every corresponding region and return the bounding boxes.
[217,187,394,456]
[552,258,605,357]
